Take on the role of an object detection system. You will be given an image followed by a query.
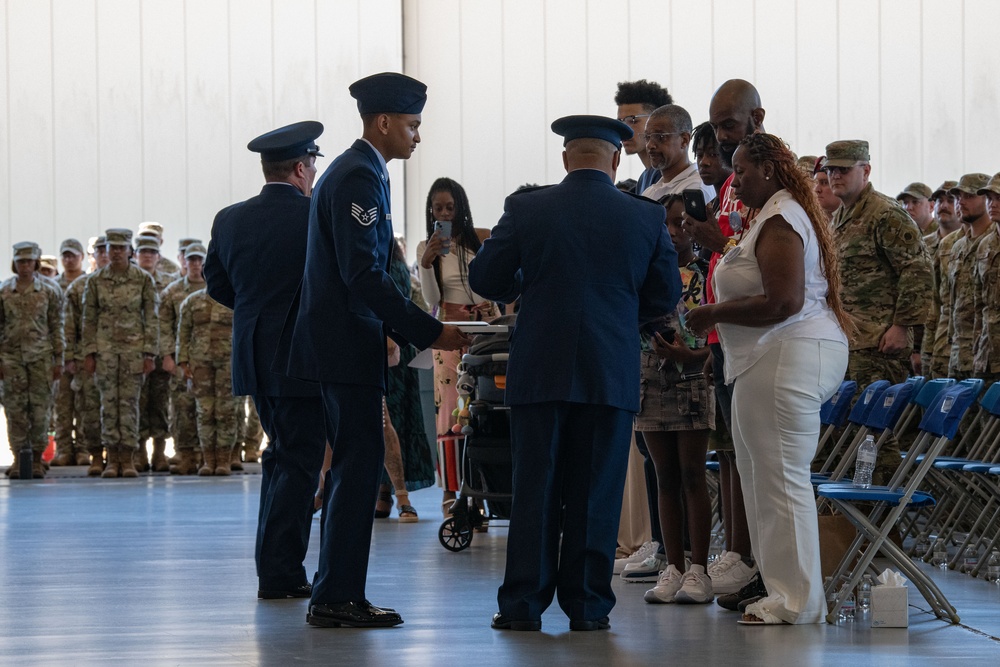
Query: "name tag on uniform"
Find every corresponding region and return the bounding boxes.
[723,245,742,263]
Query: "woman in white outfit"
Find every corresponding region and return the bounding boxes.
[686,133,852,625]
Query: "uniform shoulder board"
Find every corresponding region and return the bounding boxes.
[508,184,552,197]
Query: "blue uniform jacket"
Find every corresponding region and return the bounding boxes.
[276,139,442,388]
[205,183,320,398]
[468,168,682,412]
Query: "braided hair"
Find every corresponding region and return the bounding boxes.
[736,133,855,338]
[424,177,481,306]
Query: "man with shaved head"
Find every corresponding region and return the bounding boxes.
[470,115,681,632]
[679,79,765,612]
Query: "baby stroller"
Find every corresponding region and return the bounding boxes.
[438,314,516,552]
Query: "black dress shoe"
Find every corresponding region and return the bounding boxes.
[717,572,767,612]
[569,616,610,631]
[258,583,312,600]
[491,612,541,631]
[307,601,403,628]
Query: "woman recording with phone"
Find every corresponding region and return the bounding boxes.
[417,177,497,516]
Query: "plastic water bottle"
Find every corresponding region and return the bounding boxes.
[853,435,877,489]
[857,574,873,612]
[986,550,1000,584]
[838,584,856,622]
[962,546,980,575]
[933,539,948,570]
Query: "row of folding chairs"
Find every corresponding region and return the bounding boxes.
[817,380,980,623]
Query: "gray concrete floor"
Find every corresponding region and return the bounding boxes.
[1,469,998,666]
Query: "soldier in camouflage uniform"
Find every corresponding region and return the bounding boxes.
[825,140,932,483]
[134,235,177,471]
[175,237,201,278]
[39,255,59,279]
[50,238,89,466]
[896,182,937,237]
[973,173,1000,385]
[159,242,208,474]
[138,222,181,276]
[82,228,159,478]
[945,174,993,380]
[0,242,64,479]
[922,182,961,377]
[177,287,238,476]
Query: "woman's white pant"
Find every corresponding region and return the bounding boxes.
[730,338,848,624]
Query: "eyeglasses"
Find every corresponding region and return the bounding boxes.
[824,163,866,176]
[617,114,649,126]
[642,132,681,144]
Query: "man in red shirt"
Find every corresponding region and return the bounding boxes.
[681,79,765,611]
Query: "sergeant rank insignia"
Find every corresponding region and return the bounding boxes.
[351,203,379,226]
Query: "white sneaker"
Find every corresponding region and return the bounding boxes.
[709,552,758,595]
[674,564,714,604]
[643,564,683,603]
[621,553,667,582]
[706,550,736,577]
[613,540,659,575]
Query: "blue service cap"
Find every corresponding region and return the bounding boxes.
[551,115,632,149]
[349,72,427,115]
[247,121,324,162]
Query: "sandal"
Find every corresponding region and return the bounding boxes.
[396,492,418,523]
[375,488,393,519]
[737,602,789,625]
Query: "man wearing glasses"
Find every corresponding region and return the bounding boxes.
[614,79,672,194]
[640,105,715,203]
[825,139,931,484]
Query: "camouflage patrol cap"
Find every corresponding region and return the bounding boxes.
[184,243,207,259]
[12,241,41,261]
[135,235,161,252]
[40,255,58,272]
[978,172,1000,197]
[138,221,164,238]
[90,235,107,252]
[796,155,818,175]
[896,182,932,201]
[931,180,958,200]
[60,238,85,256]
[949,173,991,196]
[824,140,870,167]
[178,237,201,251]
[105,228,133,247]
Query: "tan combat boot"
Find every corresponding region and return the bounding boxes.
[135,443,150,472]
[87,449,104,477]
[101,447,120,478]
[32,451,46,479]
[120,447,139,478]
[198,448,216,476]
[169,448,197,475]
[151,438,169,473]
[50,450,74,467]
[230,446,243,472]
[243,444,260,463]
[216,447,233,476]
[74,449,91,466]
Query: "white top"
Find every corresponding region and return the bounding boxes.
[416,241,487,307]
[713,189,847,383]
[641,163,715,202]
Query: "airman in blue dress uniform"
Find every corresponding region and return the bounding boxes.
[205,120,326,601]
[276,73,469,628]
[469,115,683,632]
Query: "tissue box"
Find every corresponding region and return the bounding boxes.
[871,585,908,628]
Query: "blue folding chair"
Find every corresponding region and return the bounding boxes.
[814,380,888,481]
[818,383,977,624]
[891,375,925,437]
[894,377,955,442]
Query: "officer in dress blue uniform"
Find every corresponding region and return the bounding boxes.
[204,120,327,600]
[275,73,469,628]
[469,115,683,632]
